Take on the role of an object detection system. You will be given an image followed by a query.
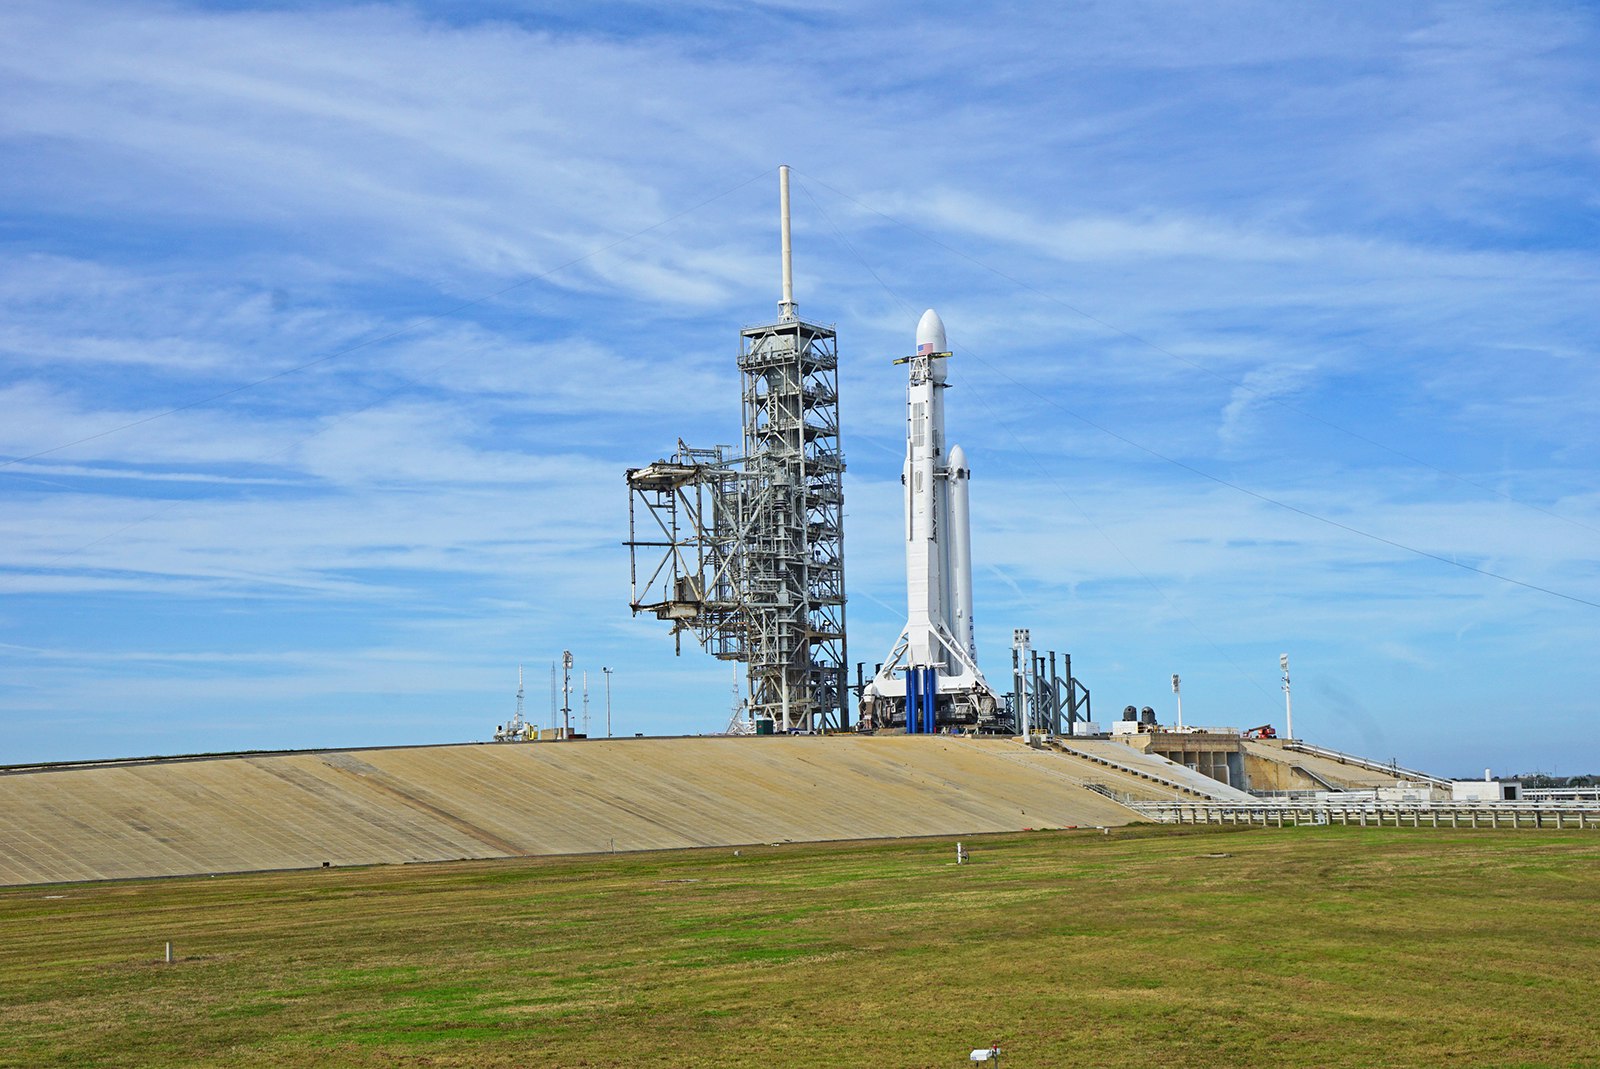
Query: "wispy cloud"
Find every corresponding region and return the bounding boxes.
[1,0,1596,770]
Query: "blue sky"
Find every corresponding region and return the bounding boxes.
[2,1,1596,774]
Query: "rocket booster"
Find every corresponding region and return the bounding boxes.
[862,309,997,729]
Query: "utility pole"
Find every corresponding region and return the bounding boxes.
[602,666,613,738]
[582,671,590,736]
[561,650,573,737]
[1172,673,1183,729]
[1280,653,1293,740]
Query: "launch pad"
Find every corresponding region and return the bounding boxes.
[624,167,1079,739]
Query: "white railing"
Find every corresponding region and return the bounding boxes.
[1523,787,1600,802]
[1127,799,1600,830]
[1279,741,1452,789]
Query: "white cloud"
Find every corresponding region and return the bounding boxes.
[1,0,1597,769]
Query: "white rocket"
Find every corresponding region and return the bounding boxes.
[861,309,999,732]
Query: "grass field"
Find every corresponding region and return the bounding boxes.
[2,825,1597,1067]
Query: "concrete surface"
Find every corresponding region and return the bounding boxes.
[0,735,1140,886]
[1242,739,1416,791]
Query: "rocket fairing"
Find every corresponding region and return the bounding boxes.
[860,309,999,731]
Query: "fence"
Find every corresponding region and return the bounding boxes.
[1127,800,1600,830]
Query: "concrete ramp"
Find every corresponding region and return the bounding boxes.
[1059,740,1258,801]
[1243,739,1418,791]
[0,736,1136,886]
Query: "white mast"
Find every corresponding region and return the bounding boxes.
[778,164,796,321]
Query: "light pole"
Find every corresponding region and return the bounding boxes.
[1172,673,1182,729]
[602,666,613,738]
[561,650,573,737]
[1280,653,1293,740]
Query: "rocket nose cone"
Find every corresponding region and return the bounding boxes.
[915,308,946,354]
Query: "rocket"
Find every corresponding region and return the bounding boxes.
[861,309,999,731]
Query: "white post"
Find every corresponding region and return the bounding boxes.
[165,941,172,964]
[778,165,796,320]
[1280,653,1293,740]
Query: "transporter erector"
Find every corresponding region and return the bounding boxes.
[860,310,1002,732]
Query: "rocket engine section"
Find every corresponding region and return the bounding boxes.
[860,309,1001,732]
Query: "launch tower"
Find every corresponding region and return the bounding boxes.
[625,167,848,731]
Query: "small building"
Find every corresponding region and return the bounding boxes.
[1451,779,1521,802]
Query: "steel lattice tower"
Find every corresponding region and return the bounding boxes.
[736,313,847,729]
[625,166,848,732]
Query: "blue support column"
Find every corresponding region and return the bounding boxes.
[905,670,920,734]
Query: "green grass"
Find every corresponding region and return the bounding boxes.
[2,825,1598,1067]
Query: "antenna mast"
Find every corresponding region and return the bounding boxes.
[778,164,796,321]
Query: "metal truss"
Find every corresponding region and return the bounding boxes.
[625,317,848,732]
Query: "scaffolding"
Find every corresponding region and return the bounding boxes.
[624,166,848,732]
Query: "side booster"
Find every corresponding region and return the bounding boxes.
[860,309,1001,732]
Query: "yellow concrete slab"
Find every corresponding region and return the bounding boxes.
[0,736,1137,886]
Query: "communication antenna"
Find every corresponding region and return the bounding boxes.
[494,664,530,742]
[561,650,574,737]
[549,662,558,731]
[1279,654,1292,740]
[515,664,525,730]
[582,671,590,736]
[1172,673,1182,729]
[723,664,753,735]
